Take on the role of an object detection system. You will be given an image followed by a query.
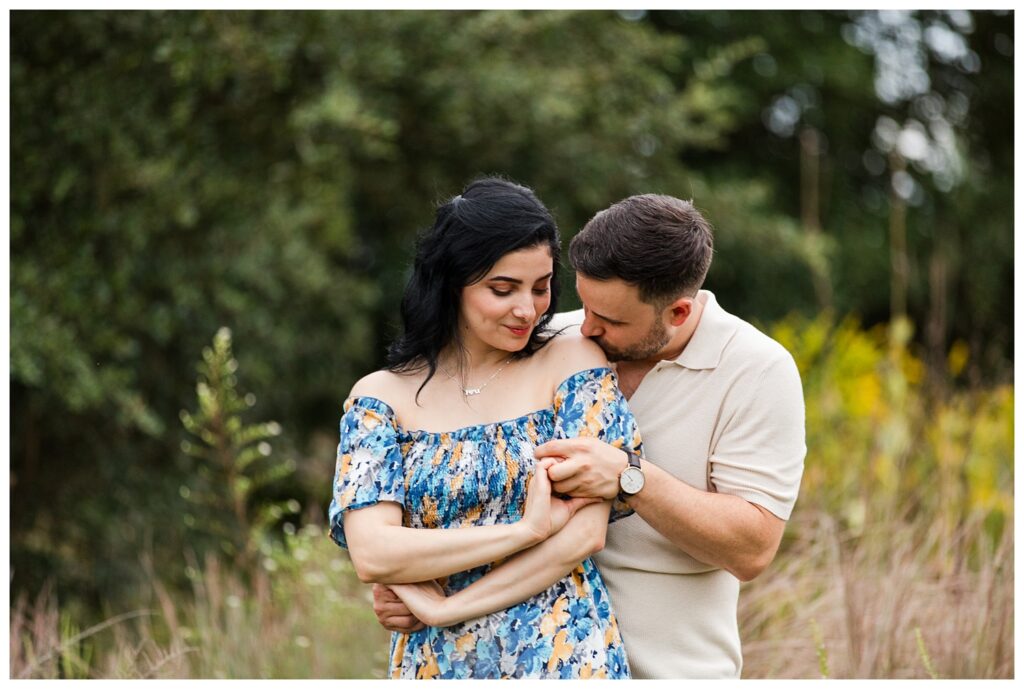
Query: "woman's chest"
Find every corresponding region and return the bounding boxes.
[398,416,553,528]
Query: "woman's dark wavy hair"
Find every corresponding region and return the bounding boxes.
[386,177,561,399]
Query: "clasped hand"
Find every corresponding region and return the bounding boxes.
[521,457,604,542]
[534,437,627,500]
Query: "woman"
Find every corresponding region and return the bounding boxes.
[328,177,642,679]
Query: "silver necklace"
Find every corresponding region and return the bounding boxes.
[439,357,513,397]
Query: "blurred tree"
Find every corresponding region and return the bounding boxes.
[648,10,1013,379]
[10,11,377,605]
[9,9,1012,614]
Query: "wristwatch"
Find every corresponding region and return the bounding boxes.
[618,450,645,499]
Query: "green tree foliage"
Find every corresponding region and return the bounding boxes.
[10,10,1013,615]
[10,11,376,604]
[10,9,760,610]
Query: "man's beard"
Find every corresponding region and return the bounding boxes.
[593,318,671,362]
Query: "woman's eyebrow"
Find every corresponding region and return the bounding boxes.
[487,272,554,284]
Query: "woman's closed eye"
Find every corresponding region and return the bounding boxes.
[490,287,549,297]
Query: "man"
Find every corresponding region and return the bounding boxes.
[373,194,806,679]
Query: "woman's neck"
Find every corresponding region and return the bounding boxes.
[438,343,511,377]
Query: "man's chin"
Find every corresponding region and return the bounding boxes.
[595,340,665,363]
[591,339,628,362]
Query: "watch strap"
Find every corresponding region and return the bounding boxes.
[623,449,641,471]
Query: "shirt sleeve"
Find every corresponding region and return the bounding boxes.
[327,397,406,549]
[552,367,644,523]
[708,351,806,520]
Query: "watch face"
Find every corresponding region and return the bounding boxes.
[620,467,645,494]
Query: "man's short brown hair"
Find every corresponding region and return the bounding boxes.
[568,194,714,305]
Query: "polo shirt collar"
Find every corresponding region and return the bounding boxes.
[668,290,737,371]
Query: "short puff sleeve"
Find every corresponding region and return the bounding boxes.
[708,351,805,519]
[552,367,643,522]
[327,397,406,549]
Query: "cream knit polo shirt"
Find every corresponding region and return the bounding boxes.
[551,290,806,678]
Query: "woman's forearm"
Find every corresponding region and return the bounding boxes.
[344,505,544,584]
[431,502,612,626]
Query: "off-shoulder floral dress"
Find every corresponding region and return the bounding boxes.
[328,367,642,679]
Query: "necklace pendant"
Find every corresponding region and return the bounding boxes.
[463,387,482,397]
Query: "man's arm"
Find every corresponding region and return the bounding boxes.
[537,351,805,582]
[537,439,784,582]
[616,457,785,582]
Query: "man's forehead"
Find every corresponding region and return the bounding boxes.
[574,273,643,312]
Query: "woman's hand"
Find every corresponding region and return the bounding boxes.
[389,579,450,628]
[522,458,603,542]
[550,492,603,534]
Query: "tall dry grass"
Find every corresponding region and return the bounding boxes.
[10,525,390,679]
[10,583,167,679]
[740,511,1013,678]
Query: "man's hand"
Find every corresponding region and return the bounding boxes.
[372,583,426,633]
[533,437,629,500]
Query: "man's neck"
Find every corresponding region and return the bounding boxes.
[613,360,649,400]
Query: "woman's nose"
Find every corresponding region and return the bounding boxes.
[511,296,536,321]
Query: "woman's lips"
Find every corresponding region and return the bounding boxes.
[505,325,530,337]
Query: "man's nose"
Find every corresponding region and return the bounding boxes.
[580,314,602,338]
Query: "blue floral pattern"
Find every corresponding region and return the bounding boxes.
[328,367,642,679]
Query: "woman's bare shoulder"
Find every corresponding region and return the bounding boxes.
[348,369,417,407]
[538,331,609,382]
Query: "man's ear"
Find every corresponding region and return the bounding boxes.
[665,297,693,327]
